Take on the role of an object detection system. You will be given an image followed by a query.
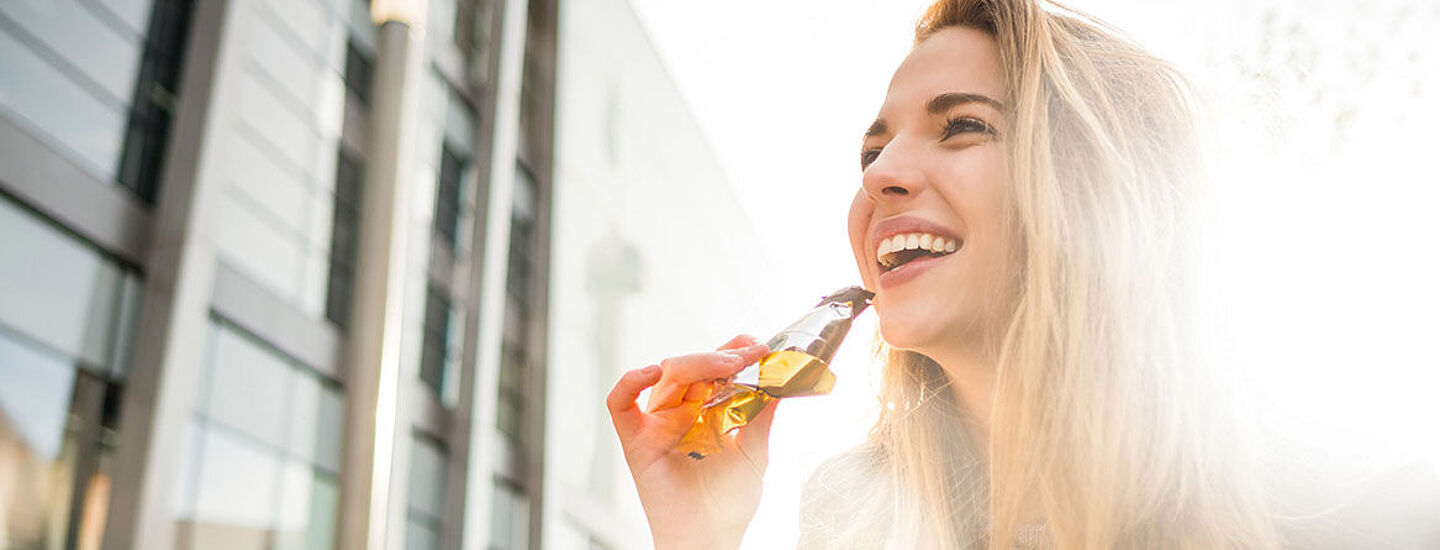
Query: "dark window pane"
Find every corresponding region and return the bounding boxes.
[496,165,538,443]
[504,219,533,306]
[495,346,525,439]
[418,286,451,397]
[326,151,364,328]
[343,41,374,105]
[504,166,538,305]
[116,0,197,202]
[454,0,477,54]
[433,145,466,250]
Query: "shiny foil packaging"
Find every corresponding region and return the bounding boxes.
[677,286,875,459]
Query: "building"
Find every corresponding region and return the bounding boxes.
[0,0,773,547]
[544,0,775,547]
[0,0,559,547]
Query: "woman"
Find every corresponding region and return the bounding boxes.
[607,0,1281,547]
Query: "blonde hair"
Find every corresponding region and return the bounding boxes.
[809,1,1281,548]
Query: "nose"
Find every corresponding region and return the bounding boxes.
[860,138,927,202]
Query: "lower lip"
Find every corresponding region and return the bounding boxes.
[878,252,953,289]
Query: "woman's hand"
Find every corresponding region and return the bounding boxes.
[606,335,777,550]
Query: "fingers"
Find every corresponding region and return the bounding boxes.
[680,380,713,404]
[736,398,779,454]
[716,333,764,352]
[607,365,662,435]
[644,343,770,413]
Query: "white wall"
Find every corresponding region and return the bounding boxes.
[547,0,782,546]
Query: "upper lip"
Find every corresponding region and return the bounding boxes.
[870,215,962,261]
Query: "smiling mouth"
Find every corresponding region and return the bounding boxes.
[877,232,960,274]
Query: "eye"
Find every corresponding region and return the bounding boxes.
[860,148,881,170]
[942,116,997,140]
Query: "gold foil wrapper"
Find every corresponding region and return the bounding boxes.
[675,350,835,459]
[675,286,870,460]
[677,383,775,459]
[757,349,835,398]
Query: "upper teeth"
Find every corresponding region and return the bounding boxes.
[877,232,958,267]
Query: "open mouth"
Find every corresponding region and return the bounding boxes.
[877,232,960,274]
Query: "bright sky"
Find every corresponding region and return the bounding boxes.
[625,0,1440,546]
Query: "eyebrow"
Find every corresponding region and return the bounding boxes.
[865,92,1005,138]
[865,119,887,137]
[926,92,1004,114]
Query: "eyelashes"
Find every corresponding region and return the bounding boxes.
[860,149,881,169]
[942,116,997,140]
[860,116,997,170]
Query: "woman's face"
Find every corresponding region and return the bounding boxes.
[848,26,1015,356]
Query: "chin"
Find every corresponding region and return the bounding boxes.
[875,313,943,355]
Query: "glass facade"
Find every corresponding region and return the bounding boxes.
[493,160,543,545]
[419,284,456,399]
[0,194,139,549]
[498,166,538,443]
[172,320,343,550]
[116,0,196,201]
[327,34,375,330]
[405,435,448,550]
[0,0,192,200]
[344,41,376,106]
[0,0,150,182]
[433,144,467,252]
[326,149,364,329]
[0,0,563,546]
[488,482,530,550]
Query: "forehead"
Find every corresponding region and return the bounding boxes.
[882,26,1005,114]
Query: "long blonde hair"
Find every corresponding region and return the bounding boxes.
[829,1,1281,547]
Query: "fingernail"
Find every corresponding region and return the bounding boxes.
[722,352,744,364]
[642,364,660,375]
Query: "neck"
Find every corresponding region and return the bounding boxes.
[924,345,996,447]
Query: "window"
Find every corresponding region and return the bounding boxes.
[0,193,138,549]
[504,166,537,305]
[488,481,529,550]
[117,0,197,201]
[0,194,143,375]
[343,40,374,105]
[496,346,525,439]
[175,320,343,550]
[0,330,82,548]
[496,166,537,440]
[406,435,447,550]
[433,144,466,251]
[205,325,293,447]
[325,149,363,328]
[328,35,371,329]
[418,284,453,399]
[454,0,478,55]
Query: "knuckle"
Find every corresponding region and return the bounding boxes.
[604,387,624,408]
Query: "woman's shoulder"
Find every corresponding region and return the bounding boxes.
[800,440,890,508]
[1268,449,1440,548]
[797,441,895,549]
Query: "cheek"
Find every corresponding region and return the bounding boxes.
[957,152,1020,307]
